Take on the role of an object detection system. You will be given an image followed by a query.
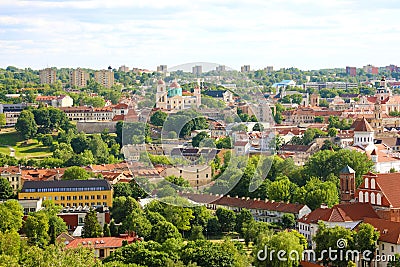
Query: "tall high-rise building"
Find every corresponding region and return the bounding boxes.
[241,65,251,72]
[157,65,168,73]
[264,66,274,73]
[216,65,226,72]
[95,67,114,88]
[118,65,130,72]
[192,65,202,75]
[346,66,357,77]
[363,64,379,75]
[69,68,89,88]
[39,68,57,85]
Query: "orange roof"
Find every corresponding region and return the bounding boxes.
[363,218,400,244]
[298,202,379,224]
[351,117,374,132]
[66,236,138,249]
[36,96,56,101]
[182,193,308,214]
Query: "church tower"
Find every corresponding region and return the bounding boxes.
[376,76,392,101]
[352,117,375,149]
[340,165,356,202]
[372,101,384,134]
[155,79,167,109]
[193,85,201,107]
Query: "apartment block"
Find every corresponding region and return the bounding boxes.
[241,65,251,72]
[346,66,357,76]
[95,68,114,88]
[192,65,203,75]
[157,65,168,73]
[39,68,57,85]
[70,68,89,88]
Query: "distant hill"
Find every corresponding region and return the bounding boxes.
[169,62,234,72]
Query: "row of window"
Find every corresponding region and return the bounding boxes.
[42,195,107,201]
[61,202,107,207]
[23,187,108,193]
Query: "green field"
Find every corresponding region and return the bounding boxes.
[0,129,52,159]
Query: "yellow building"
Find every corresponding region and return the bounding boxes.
[94,68,114,88]
[19,179,113,208]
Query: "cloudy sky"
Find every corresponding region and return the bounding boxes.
[0,0,399,71]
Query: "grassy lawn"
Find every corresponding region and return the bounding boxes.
[0,129,52,159]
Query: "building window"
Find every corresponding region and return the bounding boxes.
[391,246,394,252]
[103,195,107,199]
[97,195,101,199]
[85,196,89,200]
[67,196,71,200]
[73,196,77,200]
[91,195,95,200]
[382,244,385,250]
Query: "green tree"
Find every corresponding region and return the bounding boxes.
[189,225,205,241]
[235,209,253,234]
[62,166,90,180]
[111,196,141,223]
[24,212,50,247]
[88,135,109,163]
[70,133,89,154]
[0,200,24,232]
[281,213,296,229]
[0,177,13,199]
[153,221,181,243]
[252,123,264,132]
[314,116,324,123]
[121,213,152,240]
[0,114,6,130]
[328,127,338,137]
[103,223,111,237]
[15,110,37,139]
[354,223,380,266]
[165,175,190,187]
[254,230,304,267]
[48,215,67,244]
[82,209,102,238]
[304,149,373,183]
[216,136,233,149]
[302,177,339,210]
[150,110,168,127]
[216,208,236,233]
[192,131,209,147]
[109,220,119,237]
[314,222,355,267]
[267,176,299,202]
[181,240,249,267]
[113,183,133,198]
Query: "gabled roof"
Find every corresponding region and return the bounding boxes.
[369,173,400,208]
[181,193,308,214]
[351,117,374,132]
[298,202,379,224]
[363,218,400,244]
[340,165,355,174]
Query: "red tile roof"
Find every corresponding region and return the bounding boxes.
[351,117,374,132]
[182,193,308,214]
[363,218,400,244]
[66,236,138,249]
[298,202,379,224]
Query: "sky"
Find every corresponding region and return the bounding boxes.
[0,0,400,71]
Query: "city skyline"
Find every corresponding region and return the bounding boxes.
[1,0,400,70]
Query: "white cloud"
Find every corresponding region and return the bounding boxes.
[0,0,400,69]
